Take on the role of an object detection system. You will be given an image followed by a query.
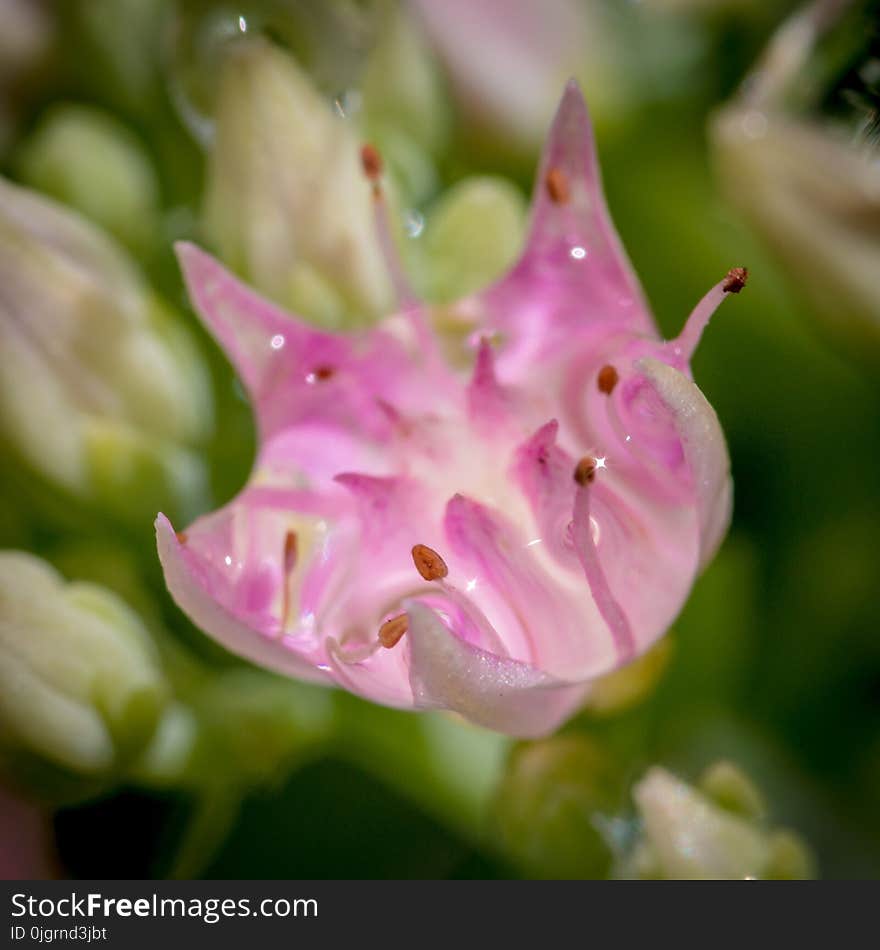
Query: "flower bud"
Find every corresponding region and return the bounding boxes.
[493,736,622,878]
[15,104,161,254]
[203,36,393,326]
[414,176,527,304]
[711,0,880,362]
[182,669,333,788]
[624,764,815,879]
[0,552,168,789]
[365,5,449,145]
[0,176,212,524]
[583,638,673,715]
[713,109,880,359]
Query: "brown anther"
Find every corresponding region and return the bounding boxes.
[545,167,570,204]
[574,456,597,486]
[597,364,619,395]
[412,543,448,581]
[722,267,748,294]
[360,143,383,181]
[313,365,335,381]
[175,531,188,544]
[379,614,409,649]
[283,530,298,571]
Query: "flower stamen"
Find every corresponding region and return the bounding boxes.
[673,266,749,361]
[360,143,383,194]
[280,530,298,632]
[597,364,619,395]
[412,543,448,581]
[572,480,636,662]
[359,141,416,310]
[574,456,597,485]
[545,167,570,204]
[379,613,409,648]
[722,267,748,294]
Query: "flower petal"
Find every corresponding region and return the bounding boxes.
[636,358,732,568]
[473,82,655,375]
[175,242,424,447]
[405,601,588,737]
[156,512,331,684]
[443,493,612,676]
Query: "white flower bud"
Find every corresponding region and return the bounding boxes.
[203,37,393,327]
[0,177,213,522]
[0,552,167,777]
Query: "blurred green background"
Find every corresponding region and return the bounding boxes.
[1,0,878,879]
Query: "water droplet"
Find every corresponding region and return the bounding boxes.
[404,209,425,238]
[570,246,587,260]
[332,89,362,119]
[270,334,285,350]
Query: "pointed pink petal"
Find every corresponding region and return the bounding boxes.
[473,82,655,377]
[520,81,651,324]
[405,601,588,737]
[176,242,428,446]
[466,337,515,432]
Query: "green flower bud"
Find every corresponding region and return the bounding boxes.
[415,176,527,304]
[183,670,333,789]
[15,104,161,254]
[361,5,450,157]
[493,735,622,878]
[203,36,393,326]
[584,638,673,716]
[698,759,766,820]
[625,765,815,879]
[0,552,168,790]
[0,176,212,524]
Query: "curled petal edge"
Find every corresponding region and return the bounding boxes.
[155,513,331,685]
[636,358,732,569]
[405,601,589,739]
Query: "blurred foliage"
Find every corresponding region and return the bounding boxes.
[1,0,879,879]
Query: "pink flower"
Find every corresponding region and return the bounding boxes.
[157,83,740,738]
